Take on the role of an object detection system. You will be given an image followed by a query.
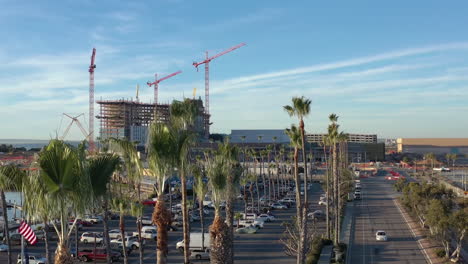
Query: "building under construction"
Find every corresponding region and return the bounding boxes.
[97,98,209,146]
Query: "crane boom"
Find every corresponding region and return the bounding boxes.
[147,70,182,105]
[88,48,96,152]
[192,43,246,69]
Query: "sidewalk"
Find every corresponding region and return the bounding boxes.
[394,199,447,264]
[340,201,354,264]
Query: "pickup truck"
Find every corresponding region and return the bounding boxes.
[133,226,157,241]
[78,248,121,262]
[111,236,145,250]
[17,253,47,264]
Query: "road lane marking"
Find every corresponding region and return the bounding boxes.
[393,199,432,264]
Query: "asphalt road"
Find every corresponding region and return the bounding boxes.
[348,170,428,264]
[0,184,326,263]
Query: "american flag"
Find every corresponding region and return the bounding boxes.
[18,221,37,245]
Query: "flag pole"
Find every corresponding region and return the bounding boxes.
[20,194,25,264]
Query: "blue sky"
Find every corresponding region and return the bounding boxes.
[1,0,468,140]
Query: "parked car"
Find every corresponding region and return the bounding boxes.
[270,203,288,210]
[0,243,8,252]
[141,199,157,206]
[133,226,157,241]
[140,216,153,226]
[308,210,325,221]
[375,230,387,241]
[235,226,258,234]
[83,215,103,224]
[318,199,327,206]
[17,253,47,264]
[111,236,145,250]
[108,229,131,240]
[238,219,264,229]
[190,248,210,260]
[80,232,103,244]
[257,214,275,222]
[78,248,120,262]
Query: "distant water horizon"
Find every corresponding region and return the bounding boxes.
[0,139,81,150]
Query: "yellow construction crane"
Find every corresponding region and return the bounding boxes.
[193,87,196,99]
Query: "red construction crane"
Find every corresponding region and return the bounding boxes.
[192,43,245,117]
[88,48,96,152]
[147,71,182,105]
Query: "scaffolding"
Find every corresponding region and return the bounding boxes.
[97,98,209,145]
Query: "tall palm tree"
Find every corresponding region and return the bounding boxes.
[192,163,208,250]
[320,135,332,240]
[147,122,176,264]
[110,197,131,264]
[205,153,229,264]
[327,114,340,245]
[0,165,25,264]
[285,124,305,264]
[88,154,120,264]
[108,138,145,264]
[284,96,312,205]
[170,99,198,264]
[218,141,241,264]
[35,140,92,264]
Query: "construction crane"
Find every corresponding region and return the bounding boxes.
[193,87,197,99]
[192,43,246,118]
[147,71,182,105]
[61,113,89,140]
[88,48,96,152]
[136,84,140,102]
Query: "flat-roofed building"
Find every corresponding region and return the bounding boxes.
[397,138,468,154]
[306,133,377,144]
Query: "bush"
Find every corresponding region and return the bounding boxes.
[306,237,326,264]
[435,248,446,258]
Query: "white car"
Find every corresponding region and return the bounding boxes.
[108,229,131,239]
[238,219,264,229]
[257,214,275,222]
[111,236,145,250]
[140,216,153,226]
[190,249,210,260]
[376,230,387,241]
[270,203,287,210]
[80,232,103,244]
[318,199,327,206]
[83,215,103,224]
[17,254,47,264]
[0,243,8,252]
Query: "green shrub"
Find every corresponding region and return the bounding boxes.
[435,248,446,258]
[306,237,327,264]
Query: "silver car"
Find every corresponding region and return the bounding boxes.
[190,249,210,260]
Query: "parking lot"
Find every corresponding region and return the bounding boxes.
[0,183,326,263]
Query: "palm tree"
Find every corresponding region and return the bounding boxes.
[285,124,305,264]
[0,165,25,264]
[108,138,145,264]
[206,153,229,264]
[170,99,198,264]
[110,197,131,264]
[192,163,208,250]
[284,96,312,205]
[147,122,176,264]
[88,154,120,264]
[218,141,241,264]
[35,140,92,264]
[327,114,340,245]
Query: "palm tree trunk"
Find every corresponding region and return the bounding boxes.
[210,210,229,264]
[225,196,234,264]
[119,210,129,264]
[180,169,190,264]
[299,119,308,205]
[324,145,330,240]
[332,143,338,245]
[137,185,144,264]
[261,156,267,200]
[102,199,111,264]
[55,241,73,264]
[43,221,51,264]
[249,185,255,213]
[153,196,170,264]
[243,184,248,216]
[1,190,11,264]
[199,200,205,250]
[74,219,78,261]
[293,148,303,264]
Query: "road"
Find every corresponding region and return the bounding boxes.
[348,170,428,264]
[0,184,326,263]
